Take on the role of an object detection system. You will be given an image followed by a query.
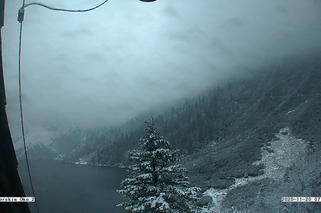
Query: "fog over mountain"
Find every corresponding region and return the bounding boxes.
[2,0,321,133]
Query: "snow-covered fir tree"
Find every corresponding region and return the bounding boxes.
[117,118,200,213]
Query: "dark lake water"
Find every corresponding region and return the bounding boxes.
[18,160,127,213]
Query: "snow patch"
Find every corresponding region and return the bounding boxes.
[200,127,308,212]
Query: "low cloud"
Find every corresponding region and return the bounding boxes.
[3,0,321,132]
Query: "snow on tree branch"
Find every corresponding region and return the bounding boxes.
[117,118,201,213]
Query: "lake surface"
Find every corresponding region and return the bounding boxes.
[18,160,127,213]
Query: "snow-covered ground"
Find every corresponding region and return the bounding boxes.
[199,127,308,212]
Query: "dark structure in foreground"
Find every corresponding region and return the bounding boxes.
[0,1,31,212]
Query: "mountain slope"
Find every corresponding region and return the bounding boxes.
[83,56,321,191]
[17,56,321,198]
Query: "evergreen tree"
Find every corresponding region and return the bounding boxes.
[117,118,200,213]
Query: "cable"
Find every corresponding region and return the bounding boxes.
[18,1,40,213]
[18,1,110,213]
[21,0,109,13]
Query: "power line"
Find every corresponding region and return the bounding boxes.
[21,0,109,13]
[18,0,41,212]
[17,1,110,213]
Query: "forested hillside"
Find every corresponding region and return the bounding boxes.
[85,57,320,187]
[54,56,321,212]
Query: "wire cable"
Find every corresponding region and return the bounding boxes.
[17,1,110,213]
[21,0,109,13]
[18,1,40,213]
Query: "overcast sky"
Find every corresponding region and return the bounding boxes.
[3,0,321,133]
